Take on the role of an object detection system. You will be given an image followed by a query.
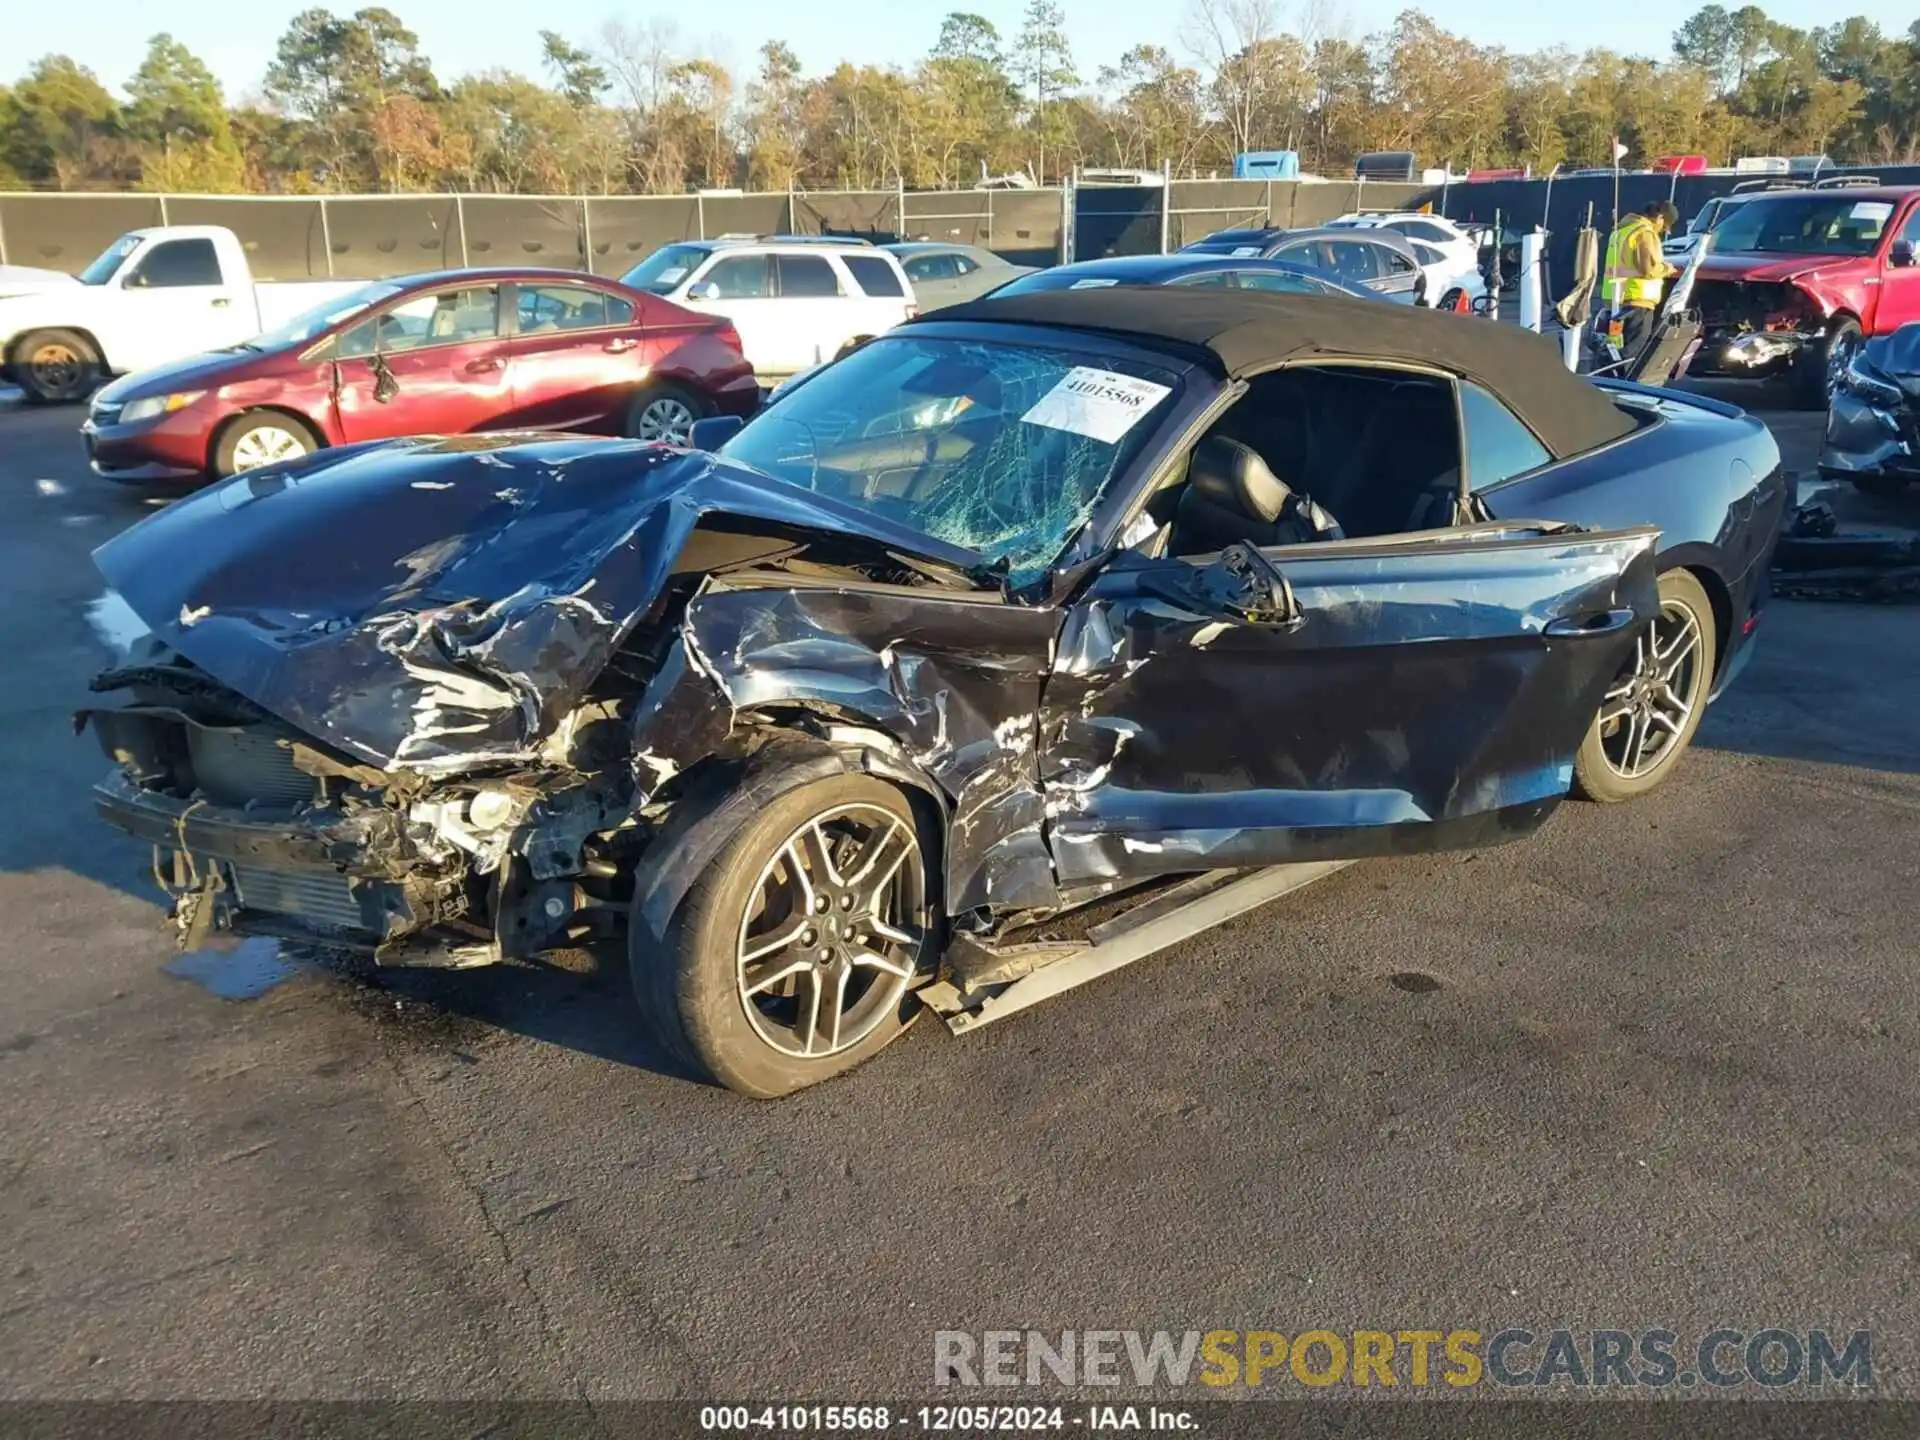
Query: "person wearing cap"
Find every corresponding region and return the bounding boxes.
[1602,201,1680,359]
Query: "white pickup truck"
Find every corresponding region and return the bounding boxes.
[0,225,361,402]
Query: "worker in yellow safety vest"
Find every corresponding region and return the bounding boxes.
[1602,201,1680,360]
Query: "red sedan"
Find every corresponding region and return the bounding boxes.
[81,267,758,482]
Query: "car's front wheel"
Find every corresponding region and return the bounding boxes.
[1571,569,1718,803]
[1797,315,1861,409]
[631,773,937,1097]
[216,411,318,476]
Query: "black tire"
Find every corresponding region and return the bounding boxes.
[213,411,320,477]
[1795,315,1861,409]
[13,328,101,403]
[623,381,707,444]
[630,772,938,1097]
[1571,569,1718,804]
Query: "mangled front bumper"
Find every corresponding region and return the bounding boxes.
[1819,388,1920,480]
[91,768,482,955]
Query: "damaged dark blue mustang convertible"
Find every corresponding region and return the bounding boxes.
[82,289,1787,1095]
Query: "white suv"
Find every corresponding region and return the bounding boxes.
[1328,212,1488,296]
[621,237,915,382]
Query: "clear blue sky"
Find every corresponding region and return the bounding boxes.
[8,0,1913,98]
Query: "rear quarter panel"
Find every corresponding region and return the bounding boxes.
[637,294,756,414]
[1480,387,1787,676]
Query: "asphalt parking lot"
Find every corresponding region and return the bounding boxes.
[0,391,1916,1404]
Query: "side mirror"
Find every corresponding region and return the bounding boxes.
[686,281,722,301]
[688,414,743,451]
[1891,240,1916,269]
[1215,542,1299,624]
[1141,543,1300,626]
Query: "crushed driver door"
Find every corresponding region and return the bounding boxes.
[1039,523,1659,888]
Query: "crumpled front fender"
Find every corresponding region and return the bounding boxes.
[627,577,1064,921]
[625,738,950,954]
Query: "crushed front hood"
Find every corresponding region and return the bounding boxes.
[93,434,985,773]
[1863,325,1920,381]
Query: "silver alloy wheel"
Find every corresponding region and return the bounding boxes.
[1598,598,1705,781]
[635,396,697,444]
[1826,327,1860,392]
[735,802,924,1059]
[230,423,309,471]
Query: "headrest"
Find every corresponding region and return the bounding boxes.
[1189,436,1291,523]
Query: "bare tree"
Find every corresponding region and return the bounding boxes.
[1184,0,1283,157]
[597,17,681,117]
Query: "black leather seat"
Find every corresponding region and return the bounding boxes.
[1174,436,1343,553]
[1403,470,1463,531]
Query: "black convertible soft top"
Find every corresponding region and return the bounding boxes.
[915,287,1639,460]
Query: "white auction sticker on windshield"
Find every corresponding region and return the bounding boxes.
[657,266,688,285]
[1069,277,1119,288]
[1021,367,1172,444]
[1850,202,1893,224]
[1230,246,1263,257]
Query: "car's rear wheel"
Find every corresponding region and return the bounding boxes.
[14,328,101,403]
[624,382,706,445]
[1572,569,1717,804]
[631,774,936,1097]
[215,412,318,476]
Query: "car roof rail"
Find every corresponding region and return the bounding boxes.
[756,233,876,246]
[1730,178,1810,193]
[1811,175,1882,188]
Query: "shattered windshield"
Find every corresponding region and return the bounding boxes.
[1710,195,1894,255]
[721,335,1181,583]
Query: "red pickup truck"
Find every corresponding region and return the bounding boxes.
[1684,184,1920,405]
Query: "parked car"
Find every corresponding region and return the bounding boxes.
[881,243,1036,309]
[620,237,915,383]
[763,254,1377,400]
[984,252,1377,299]
[0,225,363,403]
[1181,226,1425,303]
[1326,211,1489,282]
[1820,320,1920,493]
[83,287,1785,1096]
[1684,183,1920,404]
[1664,194,1749,263]
[1402,239,1490,310]
[81,268,756,482]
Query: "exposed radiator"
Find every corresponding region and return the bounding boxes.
[229,863,367,932]
[187,725,317,808]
